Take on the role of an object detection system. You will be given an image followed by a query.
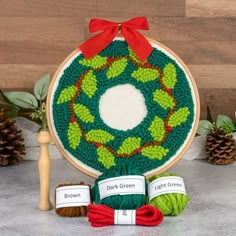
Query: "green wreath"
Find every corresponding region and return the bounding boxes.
[51,39,194,175]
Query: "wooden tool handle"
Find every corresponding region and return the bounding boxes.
[37,131,52,211]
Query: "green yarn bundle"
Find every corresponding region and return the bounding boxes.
[149,173,190,216]
[92,165,147,209]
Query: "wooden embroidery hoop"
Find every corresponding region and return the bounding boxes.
[46,37,200,179]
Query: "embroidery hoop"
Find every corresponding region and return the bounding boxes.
[47,37,200,178]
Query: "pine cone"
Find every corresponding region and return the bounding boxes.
[0,109,25,166]
[206,127,236,165]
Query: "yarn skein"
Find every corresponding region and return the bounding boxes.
[88,204,164,227]
[92,165,147,209]
[149,173,190,216]
[55,182,91,217]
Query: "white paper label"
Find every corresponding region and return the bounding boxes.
[56,185,90,209]
[98,175,145,200]
[114,210,136,225]
[148,176,186,201]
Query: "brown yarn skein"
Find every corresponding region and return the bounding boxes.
[55,182,91,217]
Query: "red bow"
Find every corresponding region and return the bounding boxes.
[87,204,164,227]
[79,17,153,62]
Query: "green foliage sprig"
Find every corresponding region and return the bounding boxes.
[197,107,236,135]
[0,74,50,131]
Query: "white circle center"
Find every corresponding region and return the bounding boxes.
[99,84,147,131]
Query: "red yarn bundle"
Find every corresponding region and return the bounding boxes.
[88,204,164,227]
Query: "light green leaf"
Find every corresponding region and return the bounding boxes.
[57,85,77,104]
[4,91,38,109]
[73,103,94,123]
[86,129,114,144]
[216,114,236,133]
[0,89,20,117]
[0,89,17,106]
[168,107,190,127]
[79,55,107,69]
[153,90,175,109]
[81,71,97,98]
[148,117,165,141]
[222,123,236,134]
[34,74,50,101]
[117,137,141,155]
[196,120,213,135]
[106,58,128,79]
[142,145,169,160]
[162,63,177,89]
[131,68,158,82]
[128,47,145,64]
[68,122,81,149]
[216,115,233,129]
[97,146,115,169]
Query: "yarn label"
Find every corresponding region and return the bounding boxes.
[148,176,186,200]
[98,175,145,199]
[114,210,136,225]
[56,185,91,209]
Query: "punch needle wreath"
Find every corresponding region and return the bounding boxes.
[51,39,195,176]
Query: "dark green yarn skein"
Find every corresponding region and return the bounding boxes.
[92,165,147,209]
[149,173,190,216]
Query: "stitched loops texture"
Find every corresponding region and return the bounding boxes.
[52,40,194,175]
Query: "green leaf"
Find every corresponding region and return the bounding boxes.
[142,145,169,160]
[148,117,165,141]
[206,105,213,123]
[3,91,38,109]
[216,114,236,133]
[86,129,114,144]
[128,47,145,64]
[97,146,115,169]
[106,58,128,79]
[162,63,176,89]
[79,55,107,69]
[34,74,50,101]
[73,103,94,123]
[196,120,213,135]
[68,122,81,149]
[131,68,158,82]
[81,71,97,98]
[216,115,233,128]
[0,89,17,106]
[57,85,77,104]
[0,89,19,117]
[117,137,141,155]
[222,122,236,134]
[168,107,190,127]
[153,90,175,109]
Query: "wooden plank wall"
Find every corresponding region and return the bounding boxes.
[0,0,235,119]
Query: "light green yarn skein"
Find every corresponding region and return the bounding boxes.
[149,173,190,216]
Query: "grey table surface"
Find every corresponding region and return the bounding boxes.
[0,159,236,236]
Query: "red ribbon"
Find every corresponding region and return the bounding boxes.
[79,17,153,62]
[87,204,164,227]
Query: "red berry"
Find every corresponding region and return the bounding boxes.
[166,88,172,94]
[94,143,101,148]
[166,126,173,132]
[136,148,142,153]
[75,82,80,87]
[107,57,113,64]
[70,117,76,123]
[145,62,152,68]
